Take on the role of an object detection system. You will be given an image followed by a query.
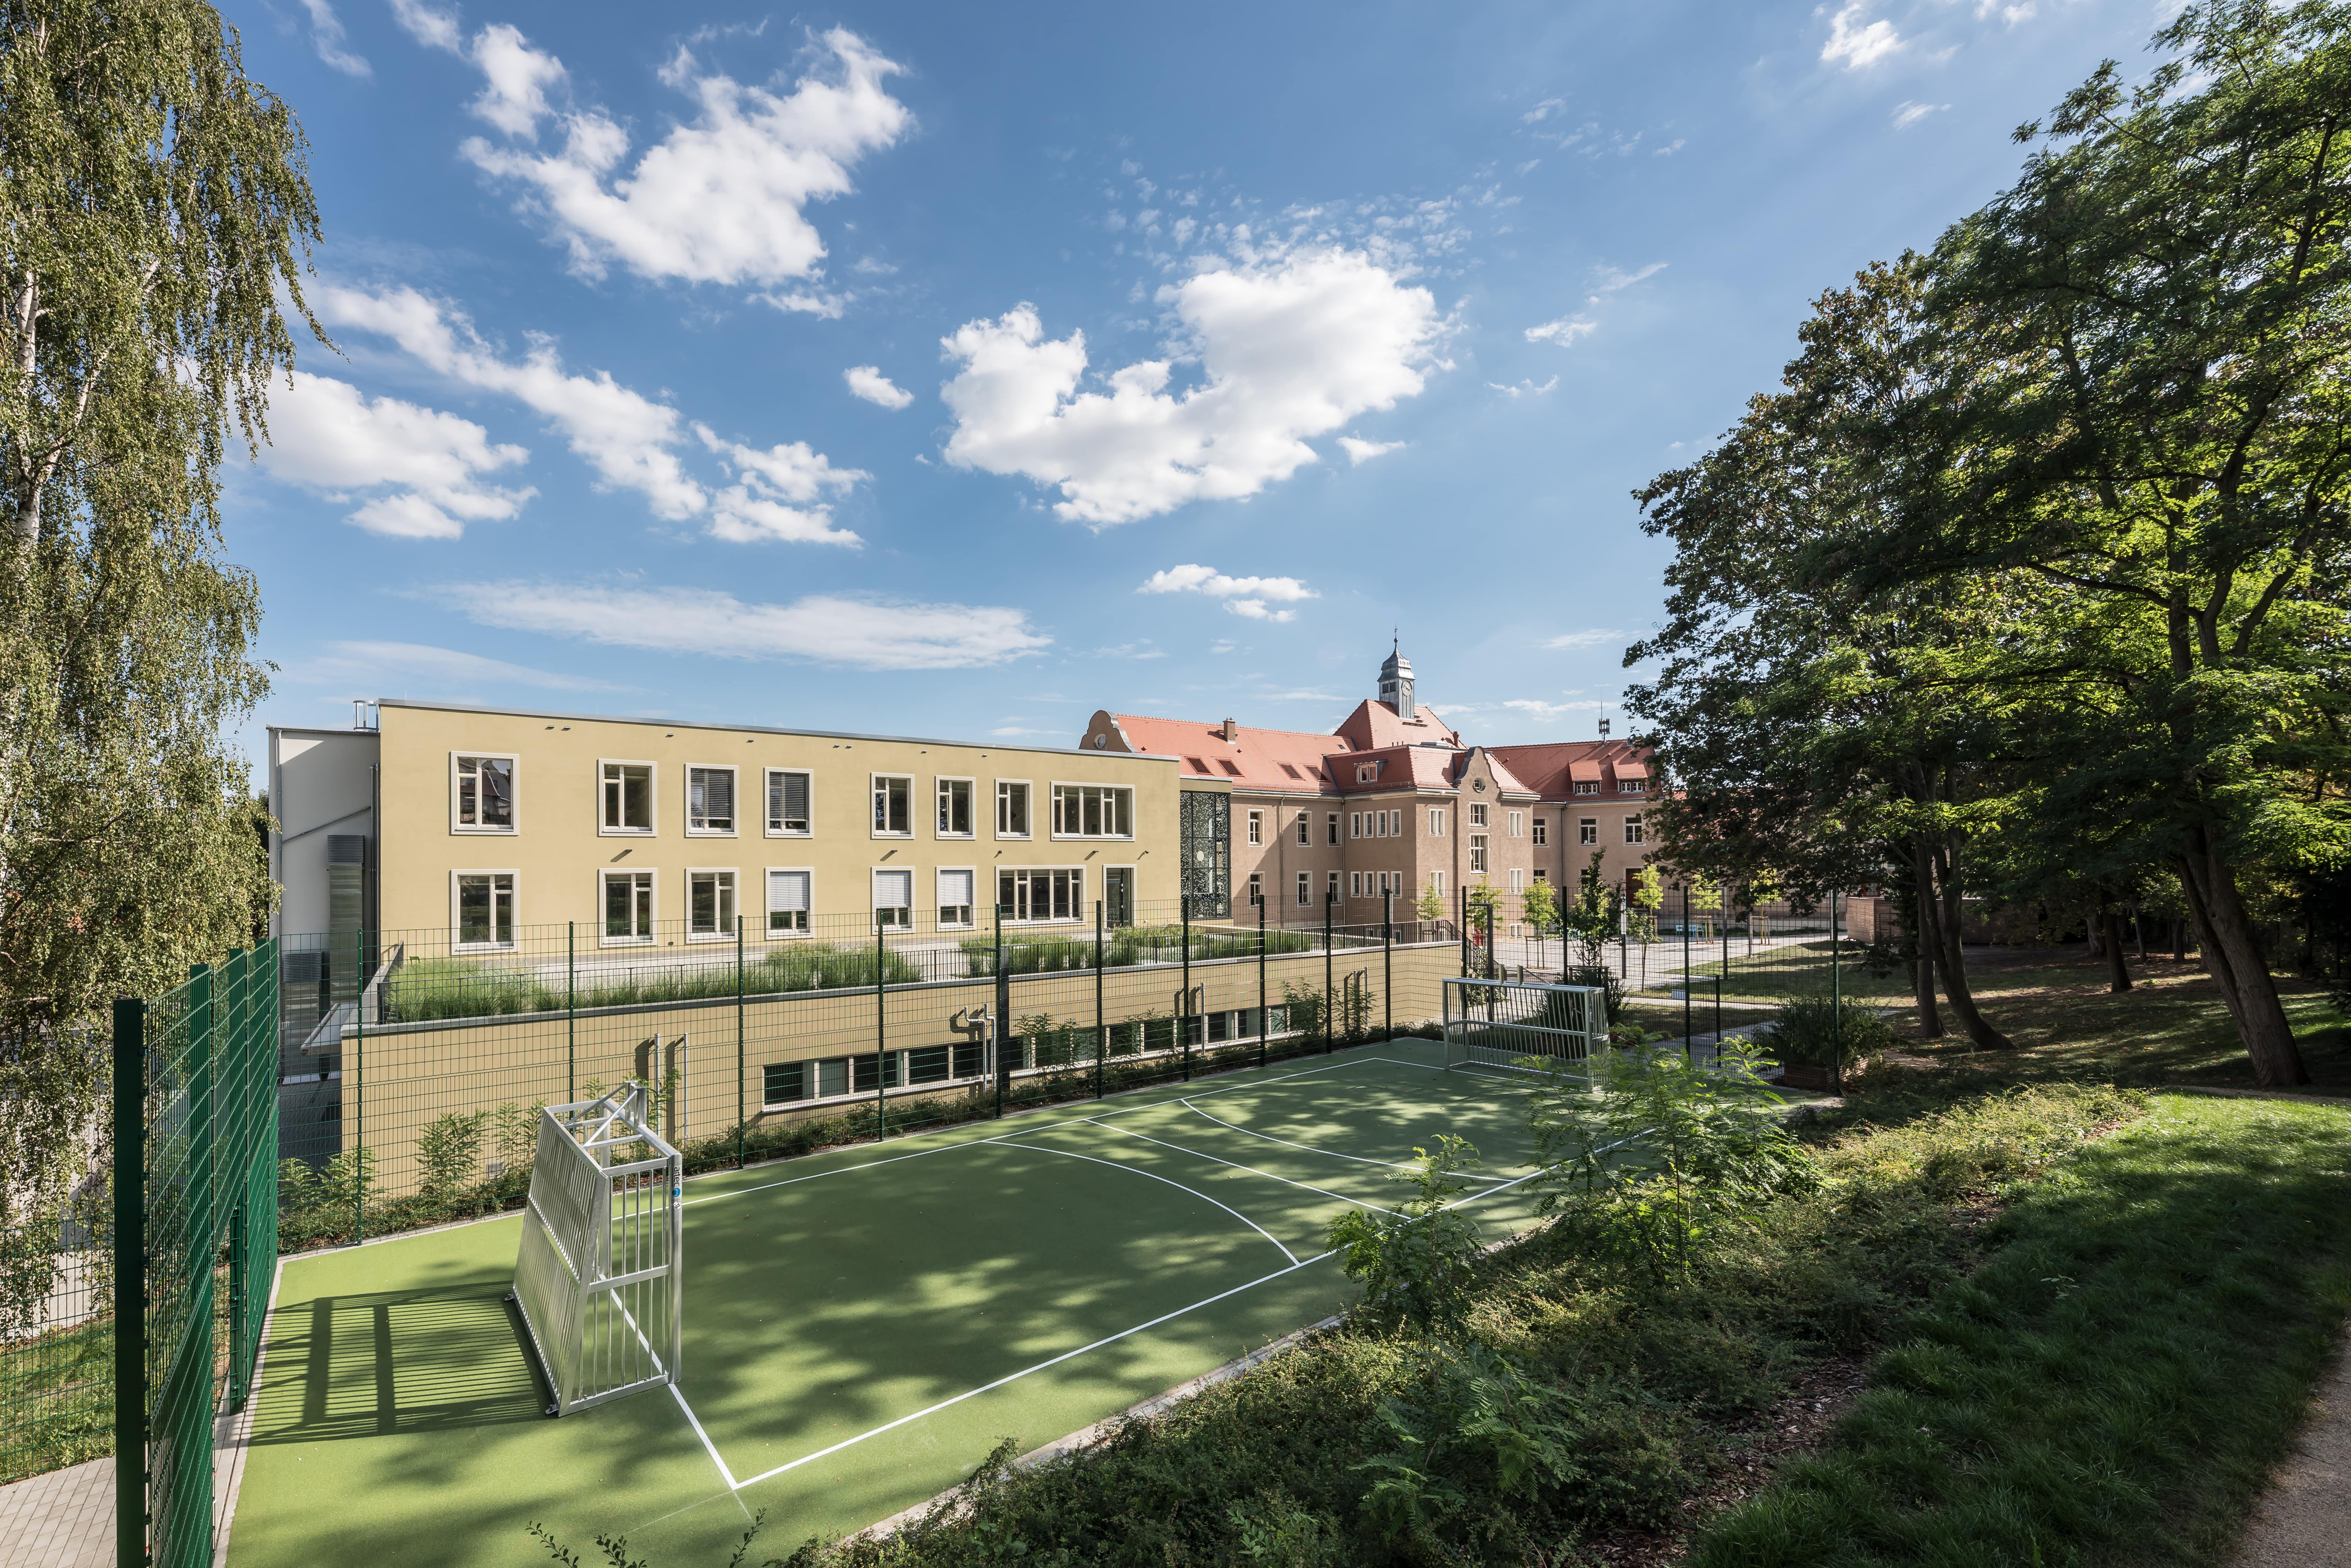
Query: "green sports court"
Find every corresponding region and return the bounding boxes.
[223,1039,1566,1567]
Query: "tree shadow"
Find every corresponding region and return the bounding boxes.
[250,1285,548,1444]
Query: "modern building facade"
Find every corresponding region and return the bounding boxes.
[1083,645,1659,930]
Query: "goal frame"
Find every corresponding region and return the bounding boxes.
[509,1081,684,1417]
[1442,977,1609,1078]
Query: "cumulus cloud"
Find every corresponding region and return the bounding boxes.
[258,370,532,539]
[696,427,867,546]
[438,581,1051,670]
[844,364,914,408]
[1544,628,1624,649]
[1337,436,1404,465]
[1139,562,1317,623]
[1822,4,1903,69]
[940,246,1441,525]
[458,27,911,293]
[1489,376,1560,397]
[1525,315,1597,347]
[1526,261,1666,350]
[1892,100,1951,128]
[286,640,621,695]
[299,0,370,75]
[389,0,461,51]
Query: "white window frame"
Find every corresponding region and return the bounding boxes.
[765,867,813,937]
[598,759,655,837]
[685,764,740,837]
[996,865,1085,924]
[1574,780,1601,796]
[1509,867,1525,893]
[1296,871,1311,907]
[1296,811,1311,846]
[1326,812,1340,847]
[1622,779,1648,795]
[936,776,976,839]
[1470,802,1489,828]
[450,751,519,835]
[995,779,1033,839]
[871,866,916,931]
[1580,817,1599,845]
[1247,871,1263,907]
[1428,808,1446,838]
[1625,814,1645,845]
[1350,871,1363,897]
[1350,811,1362,840]
[1532,816,1547,847]
[599,867,657,947]
[1247,809,1263,846]
[1432,870,1446,898]
[765,768,813,837]
[1388,809,1402,837]
[686,867,739,941]
[1469,833,1489,873]
[936,866,978,930]
[1356,762,1380,783]
[450,869,517,951]
[1326,871,1341,905]
[1048,781,1136,841]
[870,773,915,838]
[1508,811,1524,838]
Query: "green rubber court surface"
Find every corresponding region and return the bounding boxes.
[226,1040,1562,1568]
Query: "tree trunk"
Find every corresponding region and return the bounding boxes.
[2133,905,2148,961]
[2172,833,2308,1087]
[2099,895,2133,993]
[2172,914,2186,962]
[1908,856,1945,1038]
[1912,836,2013,1049]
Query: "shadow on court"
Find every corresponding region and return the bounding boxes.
[249,1285,547,1444]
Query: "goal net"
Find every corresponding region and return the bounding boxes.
[510,1082,683,1417]
[1443,977,1609,1078]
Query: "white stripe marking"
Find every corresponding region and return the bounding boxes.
[1086,1121,1409,1218]
[989,1141,1300,1264]
[1177,1099,1509,1181]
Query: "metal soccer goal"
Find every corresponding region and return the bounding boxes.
[509,1082,683,1417]
[1443,977,1610,1078]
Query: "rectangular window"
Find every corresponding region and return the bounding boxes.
[1296,871,1311,907]
[1509,867,1525,892]
[688,766,737,835]
[689,869,737,939]
[1350,871,1363,897]
[1247,872,1263,906]
[995,780,1031,837]
[1432,870,1446,898]
[873,775,913,836]
[1625,814,1645,845]
[1296,812,1311,846]
[1470,834,1489,873]
[1470,802,1489,827]
[1580,818,1598,845]
[1326,871,1341,905]
[937,868,975,929]
[1389,810,1402,837]
[873,868,914,930]
[1350,811,1362,839]
[1622,779,1647,795]
[1327,812,1340,847]
[454,872,515,949]
[1051,783,1133,838]
[601,762,653,834]
[766,868,810,934]
[1508,811,1524,838]
[937,778,974,837]
[1247,809,1263,846]
[766,769,811,835]
[762,1061,807,1105]
[1532,817,1548,846]
[1428,808,1446,837]
[1575,781,1600,796]
[453,754,516,832]
[997,867,1083,922]
[602,869,654,944]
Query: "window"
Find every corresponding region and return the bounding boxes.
[454,872,515,949]
[765,1055,891,1105]
[937,868,976,929]
[1428,808,1446,837]
[1350,871,1363,897]
[1326,871,1341,904]
[1296,872,1311,907]
[1432,870,1446,897]
[1622,779,1647,795]
[601,762,653,834]
[995,780,1031,837]
[1050,783,1134,838]
[1327,812,1340,846]
[872,775,913,836]
[1509,868,1525,892]
[1296,811,1311,846]
[1574,780,1601,796]
[873,868,913,930]
[1350,811,1362,839]
[1356,762,1380,783]
[937,778,974,838]
[766,869,810,934]
[453,754,516,832]
[602,869,654,944]
[998,867,1082,922]
[1533,868,1549,885]
[1470,803,1489,828]
[687,766,737,835]
[689,869,737,939]
[1247,872,1263,906]
[766,769,811,835]
[1470,834,1489,873]
[1580,818,1598,845]
[1388,809,1402,836]
[1247,809,1263,846]
[1532,817,1548,846]
[1508,811,1524,838]
[763,1061,807,1105]
[1625,814,1645,845]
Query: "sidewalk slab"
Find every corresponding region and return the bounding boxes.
[2233,1341,2351,1567]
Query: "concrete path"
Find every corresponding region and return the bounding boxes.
[0,1457,111,1568]
[2234,1342,2351,1567]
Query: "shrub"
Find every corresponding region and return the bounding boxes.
[414,1110,489,1200]
[1759,993,1896,1067]
[1326,1135,1487,1333]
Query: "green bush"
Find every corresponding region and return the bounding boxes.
[1758,994,1896,1067]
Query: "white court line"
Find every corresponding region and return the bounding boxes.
[1178,1099,1511,1181]
[1085,1120,1411,1218]
[719,1251,1336,1493]
[989,1140,1300,1264]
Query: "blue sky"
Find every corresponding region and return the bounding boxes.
[231,0,2170,767]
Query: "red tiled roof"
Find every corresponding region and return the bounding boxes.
[1110,714,1345,794]
[1329,746,1459,793]
[1333,699,1461,752]
[1488,740,1659,799]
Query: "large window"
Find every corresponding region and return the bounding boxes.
[995,780,1031,837]
[1326,812,1339,846]
[453,754,515,832]
[937,868,975,929]
[1580,818,1598,845]
[1532,817,1547,846]
[454,872,515,949]
[937,778,974,837]
[602,869,654,944]
[1247,872,1262,906]
[1625,814,1645,845]
[873,868,913,930]
[1326,871,1340,904]
[1296,812,1310,846]
[766,769,811,836]
[687,766,737,835]
[766,868,810,934]
[872,774,913,836]
[1508,811,1524,838]
[689,869,737,939]
[998,867,1082,922]
[1296,872,1311,907]
[1470,833,1489,873]
[601,762,652,834]
[1051,783,1133,838]
[1470,803,1489,828]
[1247,810,1263,846]
[1428,808,1446,837]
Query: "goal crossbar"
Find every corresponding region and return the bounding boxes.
[511,1081,683,1417]
[1443,977,1609,1078]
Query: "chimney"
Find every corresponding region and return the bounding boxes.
[1221,718,1238,742]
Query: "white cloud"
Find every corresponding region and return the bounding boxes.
[1526,261,1667,349]
[389,0,461,51]
[1544,628,1624,649]
[438,582,1050,670]
[695,427,866,546]
[1085,641,1165,660]
[469,23,567,137]
[1822,4,1904,69]
[287,640,620,694]
[1337,436,1404,465]
[1501,697,1606,720]
[258,370,532,539]
[1139,562,1317,624]
[299,0,370,75]
[1523,98,1566,124]
[1489,376,1560,397]
[1892,100,1951,128]
[1594,262,1668,293]
[460,27,911,291]
[940,246,1441,525]
[844,365,914,409]
[1525,314,1597,347]
[320,283,706,518]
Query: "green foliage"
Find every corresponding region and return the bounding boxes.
[1325,1136,1486,1333]
[414,1109,488,1200]
[1415,877,1445,924]
[1758,994,1898,1069]
[276,1146,378,1249]
[1517,880,1558,937]
[1278,979,1325,1041]
[382,944,925,1023]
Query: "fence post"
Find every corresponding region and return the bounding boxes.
[1831,889,1843,1096]
[224,946,249,1410]
[352,927,364,1246]
[994,904,1010,1117]
[1681,886,1693,1062]
[1383,891,1393,1042]
[1181,897,1193,1082]
[735,915,746,1169]
[1717,893,1727,1044]
[874,916,888,1142]
[1257,894,1268,1070]
[1324,889,1334,1055]
[1094,899,1105,1100]
[1459,884,1469,976]
[567,920,577,1105]
[113,996,147,1568]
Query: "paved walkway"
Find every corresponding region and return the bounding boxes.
[2234,1341,2351,1567]
[0,1457,111,1568]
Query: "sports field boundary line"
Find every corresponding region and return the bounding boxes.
[1082,1119,1414,1217]
[989,1139,1302,1262]
[1176,1099,1507,1179]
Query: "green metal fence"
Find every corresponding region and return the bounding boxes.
[113,941,280,1568]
